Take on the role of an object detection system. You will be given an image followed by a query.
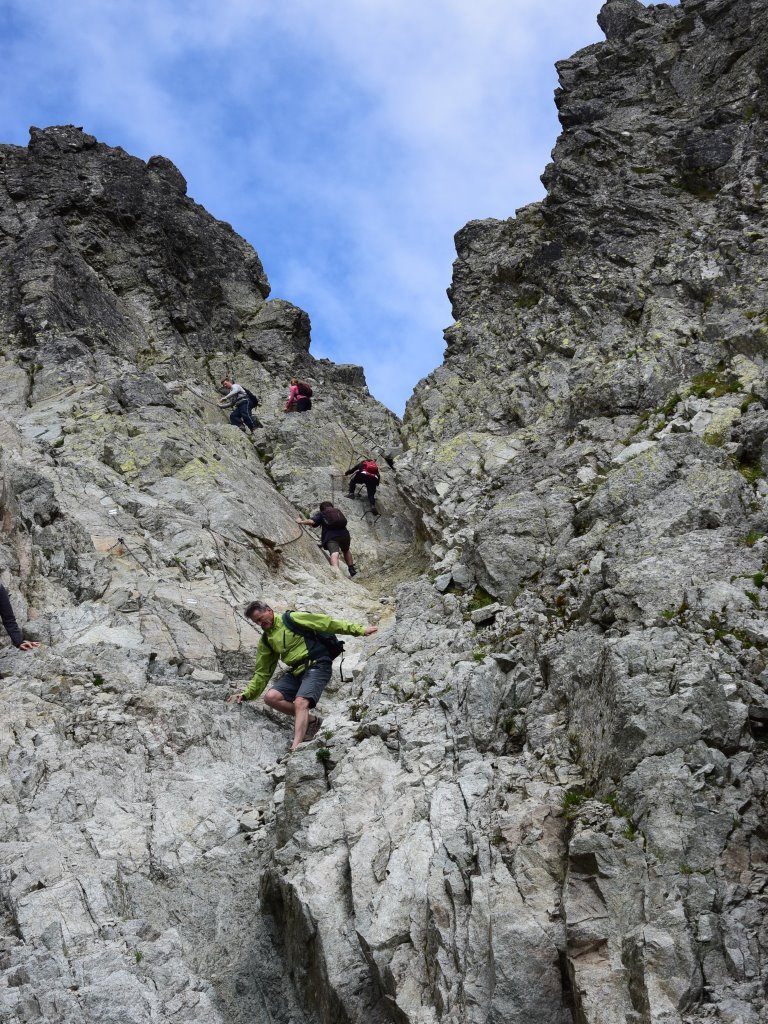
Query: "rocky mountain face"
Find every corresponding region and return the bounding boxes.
[1,0,768,1022]
[0,126,418,1024]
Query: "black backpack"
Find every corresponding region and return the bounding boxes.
[283,610,345,660]
[261,610,345,659]
[297,381,313,398]
[244,387,259,407]
[322,507,347,530]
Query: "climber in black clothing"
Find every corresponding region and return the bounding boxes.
[297,501,357,577]
[0,584,40,650]
[345,459,380,512]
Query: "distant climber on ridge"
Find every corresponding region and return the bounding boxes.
[218,378,260,434]
[346,458,380,512]
[296,501,357,577]
[1,584,40,651]
[284,377,313,412]
[227,600,377,751]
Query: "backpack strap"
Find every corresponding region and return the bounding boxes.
[282,611,348,680]
[282,610,320,646]
[281,611,324,665]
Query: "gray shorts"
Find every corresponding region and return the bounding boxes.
[326,535,350,555]
[269,660,332,708]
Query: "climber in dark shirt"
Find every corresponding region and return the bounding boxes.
[0,585,40,650]
[345,459,380,512]
[296,501,357,577]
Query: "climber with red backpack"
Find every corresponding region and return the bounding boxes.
[284,377,313,412]
[345,458,380,512]
[296,501,357,577]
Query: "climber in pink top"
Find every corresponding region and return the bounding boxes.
[284,377,313,412]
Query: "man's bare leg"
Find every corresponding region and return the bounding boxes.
[291,696,311,750]
[264,688,296,717]
[264,689,311,750]
[329,551,340,568]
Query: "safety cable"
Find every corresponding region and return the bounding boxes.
[181,381,228,410]
[336,415,397,464]
[57,449,309,563]
[336,422,361,470]
[53,476,164,578]
[104,537,152,576]
[207,529,246,606]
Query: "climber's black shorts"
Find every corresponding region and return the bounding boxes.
[326,534,351,555]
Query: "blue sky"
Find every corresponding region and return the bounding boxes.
[1,1,645,413]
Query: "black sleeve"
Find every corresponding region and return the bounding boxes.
[0,585,23,647]
[345,463,362,476]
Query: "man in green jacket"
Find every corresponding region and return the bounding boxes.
[228,601,378,751]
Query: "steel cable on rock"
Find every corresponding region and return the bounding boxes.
[336,416,397,465]
[54,420,306,556]
[53,478,244,639]
[30,388,288,680]
[336,421,362,470]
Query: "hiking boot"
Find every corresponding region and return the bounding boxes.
[348,565,357,578]
[304,712,323,741]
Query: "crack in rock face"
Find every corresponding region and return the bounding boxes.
[2,0,768,1020]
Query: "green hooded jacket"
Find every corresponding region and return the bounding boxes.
[242,611,367,700]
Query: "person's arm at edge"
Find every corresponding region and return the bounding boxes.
[0,585,24,648]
